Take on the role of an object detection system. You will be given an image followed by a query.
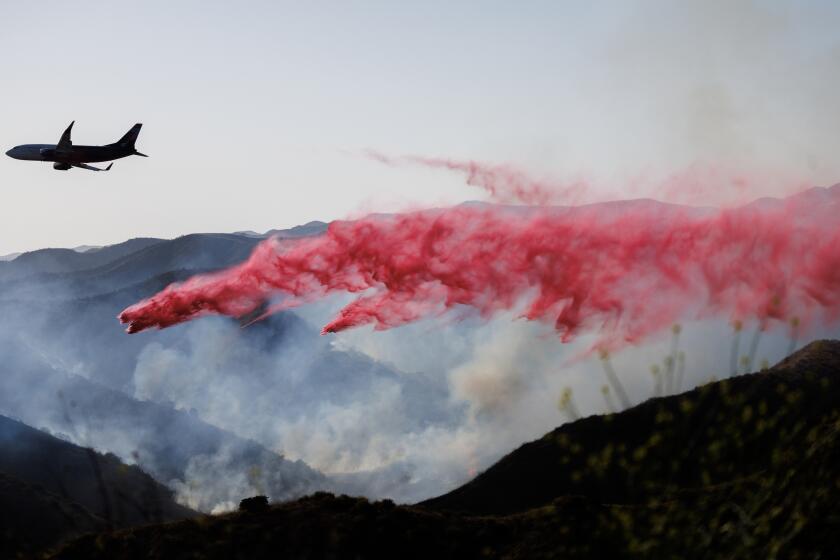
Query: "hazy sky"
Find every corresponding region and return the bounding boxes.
[1,1,839,255]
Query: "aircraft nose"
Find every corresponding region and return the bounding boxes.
[5,148,15,158]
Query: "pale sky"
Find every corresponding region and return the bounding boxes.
[1,1,839,255]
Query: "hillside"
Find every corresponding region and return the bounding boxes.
[0,471,106,559]
[0,414,196,527]
[422,338,840,514]
[0,414,198,558]
[49,340,840,558]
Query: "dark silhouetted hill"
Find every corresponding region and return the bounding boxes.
[422,339,840,514]
[0,414,199,557]
[49,340,840,559]
[0,471,106,559]
[0,414,196,526]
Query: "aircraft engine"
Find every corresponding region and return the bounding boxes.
[53,162,71,171]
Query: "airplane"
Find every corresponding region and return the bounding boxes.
[5,121,147,171]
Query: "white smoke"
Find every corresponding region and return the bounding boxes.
[129,290,837,511]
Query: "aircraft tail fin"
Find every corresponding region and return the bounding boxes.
[57,121,74,149]
[116,123,143,148]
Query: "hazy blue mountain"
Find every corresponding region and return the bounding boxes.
[0,237,165,281]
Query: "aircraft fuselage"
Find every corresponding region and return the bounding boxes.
[6,143,135,164]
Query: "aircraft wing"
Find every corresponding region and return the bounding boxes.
[57,121,74,150]
[72,162,113,172]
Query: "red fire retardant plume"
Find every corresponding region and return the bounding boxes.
[365,150,587,206]
[120,187,840,347]
[366,151,812,208]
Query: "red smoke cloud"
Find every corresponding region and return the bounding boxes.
[120,186,840,348]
